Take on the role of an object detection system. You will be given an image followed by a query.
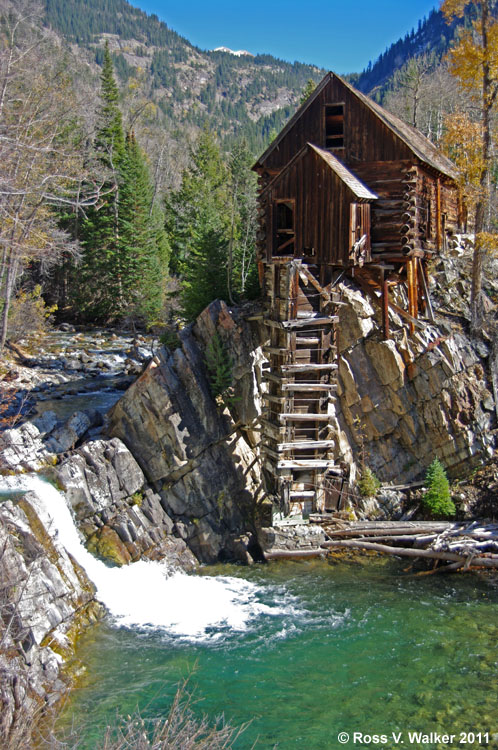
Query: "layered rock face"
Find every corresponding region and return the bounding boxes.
[56,438,196,569]
[108,301,266,563]
[334,286,496,482]
[0,492,101,746]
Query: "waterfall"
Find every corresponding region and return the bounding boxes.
[0,475,278,640]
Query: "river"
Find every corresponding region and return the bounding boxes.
[61,556,498,748]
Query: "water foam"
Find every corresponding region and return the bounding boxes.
[0,475,282,640]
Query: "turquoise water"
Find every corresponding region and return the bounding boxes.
[63,559,498,749]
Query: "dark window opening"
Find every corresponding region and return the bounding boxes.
[325,103,344,149]
[273,199,295,256]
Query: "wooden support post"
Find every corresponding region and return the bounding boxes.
[417,258,435,323]
[407,258,418,334]
[381,269,389,340]
[436,178,442,252]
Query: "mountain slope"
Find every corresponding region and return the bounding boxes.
[354,5,476,99]
[43,0,325,153]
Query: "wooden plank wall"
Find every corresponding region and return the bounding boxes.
[263,77,413,172]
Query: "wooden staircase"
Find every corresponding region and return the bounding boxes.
[261,260,347,517]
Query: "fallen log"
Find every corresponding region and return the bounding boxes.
[264,548,327,560]
[320,539,498,568]
[324,525,455,538]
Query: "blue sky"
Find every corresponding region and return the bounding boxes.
[134,0,439,73]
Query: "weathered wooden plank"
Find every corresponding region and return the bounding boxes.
[281,382,337,391]
[278,459,341,472]
[281,316,339,328]
[281,363,338,373]
[262,394,286,404]
[277,439,335,451]
[279,413,331,421]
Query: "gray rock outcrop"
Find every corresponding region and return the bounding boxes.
[0,492,101,746]
[56,438,197,569]
[108,300,265,563]
[334,284,496,484]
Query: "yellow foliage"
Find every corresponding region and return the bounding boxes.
[441,112,484,206]
[441,0,468,20]
[447,23,498,100]
[476,231,498,255]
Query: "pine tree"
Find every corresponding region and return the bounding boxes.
[74,45,169,323]
[165,129,231,320]
[422,458,455,518]
[76,42,127,320]
[118,132,169,321]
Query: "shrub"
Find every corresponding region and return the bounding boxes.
[204,333,238,409]
[7,285,57,344]
[358,467,381,497]
[422,458,455,518]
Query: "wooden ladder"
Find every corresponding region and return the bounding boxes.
[261,260,345,517]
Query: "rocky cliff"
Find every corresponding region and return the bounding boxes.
[107,267,496,534]
[108,300,266,563]
[0,487,101,747]
[334,284,496,484]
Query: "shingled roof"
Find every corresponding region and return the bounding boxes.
[254,72,458,181]
[261,142,378,201]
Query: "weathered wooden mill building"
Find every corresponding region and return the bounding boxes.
[252,72,461,517]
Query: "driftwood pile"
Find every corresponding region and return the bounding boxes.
[264,520,498,573]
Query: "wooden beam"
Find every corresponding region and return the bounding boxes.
[407,258,418,333]
[281,363,338,373]
[281,382,337,391]
[279,413,331,422]
[381,270,389,340]
[417,257,435,323]
[277,439,335,451]
[277,459,340,471]
[281,316,339,329]
[295,337,320,345]
[262,394,286,404]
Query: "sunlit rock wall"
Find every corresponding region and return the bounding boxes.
[333,284,496,483]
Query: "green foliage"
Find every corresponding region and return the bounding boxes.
[204,333,237,409]
[130,492,143,507]
[71,49,168,324]
[165,130,258,321]
[300,78,317,104]
[160,327,181,350]
[422,458,456,518]
[358,467,381,498]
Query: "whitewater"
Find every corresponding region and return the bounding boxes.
[0,475,288,640]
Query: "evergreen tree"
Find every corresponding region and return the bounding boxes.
[119,132,169,321]
[422,458,455,518]
[76,42,126,320]
[74,45,168,323]
[165,129,231,320]
[165,131,259,321]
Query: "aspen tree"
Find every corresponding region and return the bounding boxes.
[441,0,498,331]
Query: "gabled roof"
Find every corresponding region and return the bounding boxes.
[261,142,378,201]
[254,72,458,181]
